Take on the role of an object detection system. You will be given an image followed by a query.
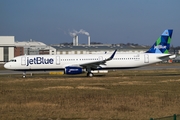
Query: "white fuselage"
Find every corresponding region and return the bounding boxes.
[4,53,169,71]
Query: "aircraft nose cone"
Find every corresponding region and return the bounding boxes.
[4,63,9,69]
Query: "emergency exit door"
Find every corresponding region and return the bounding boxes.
[98,56,103,61]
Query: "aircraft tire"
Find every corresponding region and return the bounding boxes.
[87,72,93,77]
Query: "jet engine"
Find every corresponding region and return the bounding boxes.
[64,66,84,74]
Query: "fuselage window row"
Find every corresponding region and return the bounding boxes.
[59,57,140,61]
[113,58,140,60]
[60,58,99,61]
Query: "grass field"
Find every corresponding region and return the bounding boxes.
[1,65,180,119]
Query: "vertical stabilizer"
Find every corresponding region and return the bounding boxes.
[146,29,173,54]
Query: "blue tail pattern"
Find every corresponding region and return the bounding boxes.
[146,29,173,54]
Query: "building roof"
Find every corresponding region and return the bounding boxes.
[52,45,149,51]
[15,41,46,46]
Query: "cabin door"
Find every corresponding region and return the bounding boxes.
[56,56,60,65]
[144,54,149,63]
[21,57,26,65]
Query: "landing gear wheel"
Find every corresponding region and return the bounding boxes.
[22,75,26,78]
[87,72,93,77]
[22,71,26,78]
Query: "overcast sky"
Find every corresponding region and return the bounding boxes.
[0,0,180,46]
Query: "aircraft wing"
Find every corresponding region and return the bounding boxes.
[79,49,117,69]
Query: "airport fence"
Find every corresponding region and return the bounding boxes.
[150,114,180,120]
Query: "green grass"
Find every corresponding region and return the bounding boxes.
[1,69,180,120]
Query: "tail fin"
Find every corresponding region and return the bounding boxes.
[146,29,173,54]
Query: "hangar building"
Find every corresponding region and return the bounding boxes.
[15,40,56,55]
[52,45,148,55]
[0,36,15,63]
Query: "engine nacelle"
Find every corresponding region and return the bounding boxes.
[65,66,84,74]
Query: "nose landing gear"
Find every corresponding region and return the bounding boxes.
[22,71,26,78]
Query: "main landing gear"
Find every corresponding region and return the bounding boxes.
[86,67,93,77]
[87,72,93,77]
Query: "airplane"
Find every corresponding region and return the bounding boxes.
[4,29,175,77]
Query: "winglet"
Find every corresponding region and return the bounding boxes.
[107,49,117,61]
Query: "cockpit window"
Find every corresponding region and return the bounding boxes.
[10,59,16,62]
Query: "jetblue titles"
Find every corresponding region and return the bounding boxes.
[27,57,54,66]
[154,45,167,49]
[68,69,79,72]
